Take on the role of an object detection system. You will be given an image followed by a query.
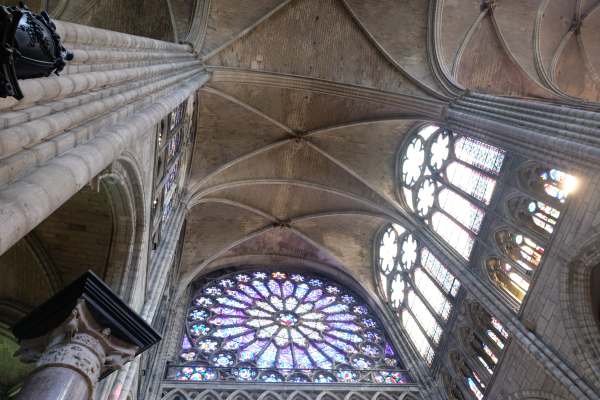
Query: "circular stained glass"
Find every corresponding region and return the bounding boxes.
[430,131,450,171]
[400,235,418,270]
[416,179,436,217]
[378,226,399,275]
[183,270,402,375]
[401,136,425,188]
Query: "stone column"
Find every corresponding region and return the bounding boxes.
[12,271,160,400]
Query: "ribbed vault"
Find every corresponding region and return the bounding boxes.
[436,0,600,102]
[182,0,446,289]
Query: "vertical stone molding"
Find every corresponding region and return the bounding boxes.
[11,271,160,400]
[448,92,600,170]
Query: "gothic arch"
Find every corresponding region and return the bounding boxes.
[100,155,147,305]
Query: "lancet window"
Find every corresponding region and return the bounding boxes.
[151,100,193,252]
[376,224,460,364]
[169,270,411,385]
[486,164,577,306]
[399,125,505,259]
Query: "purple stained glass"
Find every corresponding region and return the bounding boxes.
[182,270,405,379]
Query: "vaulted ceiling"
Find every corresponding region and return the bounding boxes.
[179,0,600,292]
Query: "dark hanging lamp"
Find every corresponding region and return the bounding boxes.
[0,2,73,100]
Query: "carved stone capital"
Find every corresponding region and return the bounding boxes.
[15,300,137,393]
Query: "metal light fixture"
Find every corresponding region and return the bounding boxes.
[0,2,73,100]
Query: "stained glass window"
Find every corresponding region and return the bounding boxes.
[399,125,504,259]
[528,201,560,234]
[376,225,460,365]
[172,270,411,385]
[540,169,577,203]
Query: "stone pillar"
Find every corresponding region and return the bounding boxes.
[12,271,160,400]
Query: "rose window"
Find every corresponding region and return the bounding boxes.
[170,270,412,384]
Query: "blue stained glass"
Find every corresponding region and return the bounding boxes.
[213,326,250,338]
[293,346,313,368]
[240,340,269,361]
[212,306,245,317]
[315,296,336,309]
[274,327,290,346]
[305,289,323,302]
[180,350,196,362]
[210,317,246,326]
[325,336,357,353]
[322,304,349,314]
[239,285,261,299]
[298,326,322,340]
[257,325,279,339]
[216,297,246,309]
[336,370,358,383]
[330,322,361,332]
[182,335,192,349]
[385,343,395,357]
[223,334,254,350]
[253,272,268,279]
[288,373,310,383]
[303,321,327,332]
[284,297,298,310]
[252,281,270,298]
[329,330,363,343]
[277,346,294,369]
[360,344,381,358]
[195,297,213,307]
[327,313,356,322]
[353,306,368,315]
[205,287,222,296]
[362,319,377,328]
[271,296,284,311]
[246,309,271,318]
[365,331,383,343]
[189,309,209,321]
[261,372,284,382]
[296,303,314,314]
[326,286,341,294]
[314,372,336,383]
[220,279,235,288]
[351,356,372,369]
[197,339,219,353]
[247,319,274,328]
[226,289,253,304]
[268,280,282,297]
[316,342,347,364]
[294,283,310,299]
[307,345,332,368]
[373,371,409,385]
[234,367,257,381]
[341,295,355,304]
[190,324,210,337]
[211,352,235,367]
[236,274,251,283]
[257,343,278,367]
[256,301,277,313]
[282,281,295,297]
[182,270,405,383]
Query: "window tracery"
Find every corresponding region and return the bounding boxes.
[376,225,460,365]
[151,100,192,252]
[399,125,505,259]
[170,270,411,385]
